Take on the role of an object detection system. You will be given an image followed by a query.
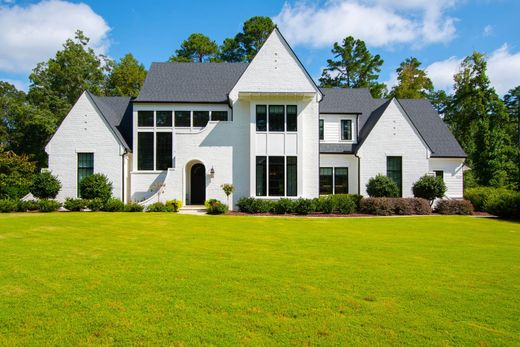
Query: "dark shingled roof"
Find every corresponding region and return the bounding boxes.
[88,92,133,149]
[134,62,249,103]
[397,99,466,157]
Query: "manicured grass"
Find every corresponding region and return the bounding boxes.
[0,213,519,346]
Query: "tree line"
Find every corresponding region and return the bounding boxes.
[0,16,518,195]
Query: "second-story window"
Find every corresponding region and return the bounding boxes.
[269,105,285,132]
[319,119,324,140]
[256,105,267,131]
[286,105,297,132]
[341,119,352,141]
[156,111,172,127]
[175,111,191,127]
[138,111,154,127]
[193,111,209,127]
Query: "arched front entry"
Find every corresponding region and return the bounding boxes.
[190,163,206,205]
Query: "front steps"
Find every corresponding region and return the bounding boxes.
[179,205,207,215]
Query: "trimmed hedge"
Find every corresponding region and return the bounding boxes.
[360,198,431,216]
[435,199,474,215]
[293,198,314,215]
[484,191,520,219]
[464,187,511,212]
[64,198,86,211]
[37,199,62,212]
[236,197,275,213]
[102,198,125,212]
[166,199,183,212]
[86,198,104,212]
[273,198,294,214]
[0,199,18,213]
[205,199,228,215]
[146,202,174,212]
[124,202,144,212]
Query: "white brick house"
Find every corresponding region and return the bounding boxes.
[46,28,466,207]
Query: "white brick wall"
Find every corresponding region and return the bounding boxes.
[46,92,126,201]
[357,99,430,197]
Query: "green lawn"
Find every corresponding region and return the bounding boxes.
[0,213,519,346]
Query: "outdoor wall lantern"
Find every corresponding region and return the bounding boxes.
[210,166,215,176]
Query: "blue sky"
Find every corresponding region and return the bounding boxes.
[1,0,519,95]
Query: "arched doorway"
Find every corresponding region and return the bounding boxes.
[190,163,206,205]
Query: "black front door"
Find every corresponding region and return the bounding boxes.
[190,163,206,205]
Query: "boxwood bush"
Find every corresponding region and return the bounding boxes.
[166,199,183,212]
[0,199,18,213]
[146,202,174,212]
[273,198,294,214]
[412,175,446,205]
[360,197,431,216]
[124,202,144,212]
[79,174,113,201]
[30,171,61,199]
[102,198,125,212]
[63,198,86,211]
[366,175,400,197]
[37,199,62,212]
[86,198,104,212]
[205,199,228,215]
[293,198,314,215]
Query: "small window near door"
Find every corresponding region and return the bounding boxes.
[77,153,94,196]
[434,170,444,181]
[175,111,191,127]
[193,111,209,127]
[341,119,352,141]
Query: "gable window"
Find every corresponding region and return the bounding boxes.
[256,156,267,196]
[341,119,352,141]
[193,111,209,127]
[387,156,402,196]
[156,111,172,127]
[156,133,173,170]
[268,105,285,132]
[334,168,349,194]
[175,111,191,127]
[77,153,94,196]
[256,105,267,131]
[211,111,228,121]
[286,105,297,132]
[319,167,333,195]
[138,111,154,127]
[137,133,154,170]
[319,119,324,140]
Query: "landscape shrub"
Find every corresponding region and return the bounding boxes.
[318,196,334,214]
[330,194,357,214]
[124,202,144,212]
[0,149,36,199]
[252,199,275,213]
[85,198,104,212]
[63,198,86,211]
[394,198,431,215]
[166,199,182,212]
[360,197,395,216]
[273,198,294,214]
[79,174,113,201]
[484,191,520,219]
[464,187,511,212]
[0,199,18,213]
[146,202,174,212]
[205,199,228,215]
[236,197,256,213]
[102,198,125,212]
[435,199,474,215]
[366,175,400,197]
[30,171,61,199]
[293,198,314,215]
[412,175,446,205]
[17,199,39,212]
[37,199,62,212]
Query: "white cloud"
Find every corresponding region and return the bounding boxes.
[273,0,457,49]
[425,44,520,95]
[0,0,110,73]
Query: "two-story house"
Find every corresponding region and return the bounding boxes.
[46,28,466,207]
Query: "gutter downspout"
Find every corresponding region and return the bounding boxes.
[355,153,361,195]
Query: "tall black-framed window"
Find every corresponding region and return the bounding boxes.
[268,105,285,132]
[286,105,297,132]
[319,167,333,195]
[334,167,349,194]
[77,153,94,196]
[193,111,210,127]
[137,132,154,170]
[256,156,267,196]
[268,156,285,196]
[341,119,352,141]
[211,111,228,121]
[156,132,173,170]
[319,119,324,140]
[387,156,402,196]
[156,111,172,127]
[256,105,267,131]
[286,157,297,196]
[138,111,154,127]
[175,111,191,127]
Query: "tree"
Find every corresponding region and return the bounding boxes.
[319,36,386,98]
[169,33,218,63]
[79,173,113,201]
[30,171,61,199]
[27,30,109,123]
[389,57,433,99]
[504,86,520,189]
[412,175,447,205]
[0,147,36,199]
[428,89,452,116]
[366,174,400,197]
[219,16,275,62]
[446,52,517,188]
[105,53,147,97]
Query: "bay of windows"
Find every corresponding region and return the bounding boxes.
[256,105,297,132]
[256,156,297,197]
[319,167,348,195]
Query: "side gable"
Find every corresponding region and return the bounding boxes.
[229,28,322,101]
